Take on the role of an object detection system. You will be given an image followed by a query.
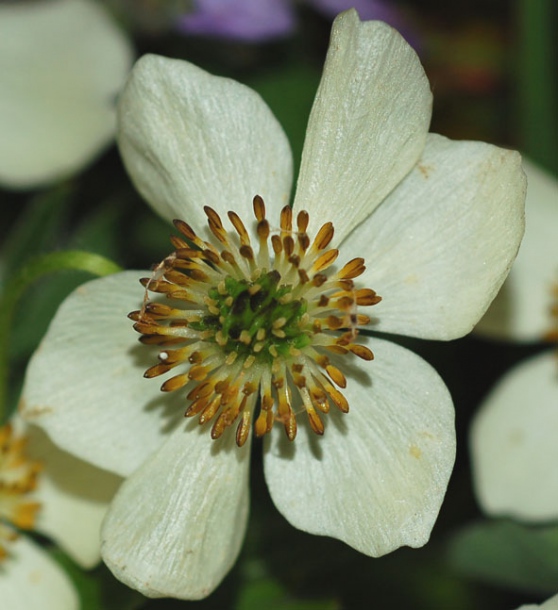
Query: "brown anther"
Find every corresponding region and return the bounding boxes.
[355,289,382,306]
[243,382,257,396]
[288,254,301,268]
[188,365,209,381]
[221,250,236,265]
[298,234,310,252]
[280,205,292,233]
[161,373,190,392]
[170,236,189,250]
[325,384,349,412]
[336,331,355,346]
[310,386,329,412]
[296,210,309,232]
[203,249,221,265]
[336,279,355,291]
[349,344,374,360]
[253,195,266,221]
[284,412,297,441]
[139,335,184,346]
[283,235,295,257]
[271,234,282,255]
[198,396,221,424]
[307,408,324,435]
[317,294,330,307]
[187,381,214,401]
[239,245,255,260]
[312,273,328,287]
[335,296,355,310]
[339,258,366,279]
[228,211,250,245]
[204,206,228,244]
[312,249,338,272]
[257,219,270,240]
[326,345,349,355]
[298,269,310,284]
[236,411,252,447]
[173,247,201,259]
[326,315,343,330]
[188,268,209,282]
[145,302,173,317]
[326,364,347,388]
[164,269,189,287]
[144,363,172,378]
[254,412,269,437]
[187,351,202,364]
[312,222,334,250]
[173,219,198,241]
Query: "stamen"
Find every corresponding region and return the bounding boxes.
[0,424,42,562]
[132,197,381,446]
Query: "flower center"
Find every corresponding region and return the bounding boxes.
[130,196,381,447]
[0,423,42,562]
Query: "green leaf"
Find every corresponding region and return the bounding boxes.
[247,63,321,175]
[236,576,340,610]
[448,519,558,595]
[0,250,121,421]
[1,184,73,285]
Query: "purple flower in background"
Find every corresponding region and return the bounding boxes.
[178,0,411,43]
[177,0,295,42]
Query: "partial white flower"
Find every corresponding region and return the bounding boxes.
[0,0,133,190]
[0,417,122,610]
[471,159,558,522]
[471,351,558,522]
[21,9,526,600]
[516,593,558,610]
[475,158,558,342]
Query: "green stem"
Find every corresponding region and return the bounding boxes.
[0,251,122,423]
[516,0,558,172]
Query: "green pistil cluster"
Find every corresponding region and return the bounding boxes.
[195,270,312,361]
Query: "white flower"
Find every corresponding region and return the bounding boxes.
[475,158,558,342]
[470,350,558,522]
[21,9,526,600]
[0,0,133,190]
[0,417,121,610]
[471,159,558,522]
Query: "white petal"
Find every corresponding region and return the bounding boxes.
[471,351,558,522]
[0,534,78,610]
[0,0,133,190]
[21,271,179,478]
[264,337,455,557]
[117,54,293,228]
[476,158,558,341]
[350,133,526,340]
[24,423,122,569]
[101,420,251,600]
[292,9,432,242]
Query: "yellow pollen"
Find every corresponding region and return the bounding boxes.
[0,424,42,561]
[131,196,381,447]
